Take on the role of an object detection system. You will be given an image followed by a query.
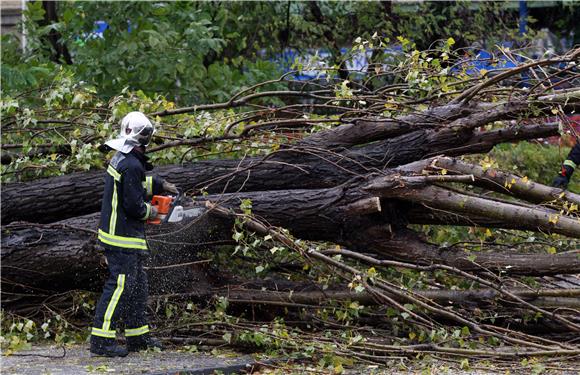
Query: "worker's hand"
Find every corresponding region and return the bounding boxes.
[552,175,569,189]
[162,180,178,194]
[150,205,159,219]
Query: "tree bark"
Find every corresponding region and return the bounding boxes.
[367,179,580,238]
[348,227,580,276]
[3,176,579,300]
[221,288,580,309]
[1,122,557,224]
[40,1,73,65]
[0,213,227,302]
[399,155,580,206]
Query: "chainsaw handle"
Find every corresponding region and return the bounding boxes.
[163,189,181,223]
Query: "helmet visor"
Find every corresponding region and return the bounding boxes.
[134,125,154,146]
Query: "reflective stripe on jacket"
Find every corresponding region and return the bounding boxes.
[98,150,163,251]
[563,142,580,171]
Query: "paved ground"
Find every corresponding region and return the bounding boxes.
[3,344,579,374]
[1,344,259,375]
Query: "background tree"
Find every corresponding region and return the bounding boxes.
[5,1,578,103]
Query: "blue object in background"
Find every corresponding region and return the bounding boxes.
[271,47,401,81]
[93,21,108,38]
[462,49,518,76]
[271,45,519,82]
[89,20,131,40]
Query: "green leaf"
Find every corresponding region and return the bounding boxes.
[152,4,170,16]
[461,326,470,337]
[148,34,160,48]
[232,231,243,242]
[63,8,75,23]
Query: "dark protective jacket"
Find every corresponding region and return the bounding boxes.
[561,142,580,176]
[98,149,163,251]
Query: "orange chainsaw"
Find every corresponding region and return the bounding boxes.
[147,190,201,224]
[147,190,180,224]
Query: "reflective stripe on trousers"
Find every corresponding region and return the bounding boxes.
[91,273,125,339]
[92,252,150,340]
[125,325,150,337]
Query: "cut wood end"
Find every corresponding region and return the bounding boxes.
[344,197,382,216]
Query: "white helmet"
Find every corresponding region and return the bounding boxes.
[105,112,155,153]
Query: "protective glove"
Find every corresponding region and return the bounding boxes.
[162,180,178,194]
[149,205,159,219]
[552,175,569,189]
[552,165,573,189]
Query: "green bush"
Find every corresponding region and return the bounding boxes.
[489,141,579,193]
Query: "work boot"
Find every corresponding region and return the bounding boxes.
[127,334,164,352]
[90,336,128,357]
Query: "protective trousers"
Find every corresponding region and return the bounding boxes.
[91,251,150,339]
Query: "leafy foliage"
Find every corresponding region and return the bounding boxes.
[1,3,579,371]
[0,291,95,354]
[0,81,284,182]
[5,1,575,102]
[490,141,580,193]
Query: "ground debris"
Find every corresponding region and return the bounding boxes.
[1,344,257,374]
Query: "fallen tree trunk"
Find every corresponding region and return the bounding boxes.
[406,156,580,205]
[1,120,558,224]
[348,226,580,276]
[366,179,580,238]
[207,202,580,340]
[0,213,228,300]
[3,168,579,298]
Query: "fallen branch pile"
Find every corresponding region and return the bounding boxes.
[2,47,580,365]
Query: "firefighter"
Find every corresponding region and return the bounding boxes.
[90,112,178,357]
[552,142,580,189]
